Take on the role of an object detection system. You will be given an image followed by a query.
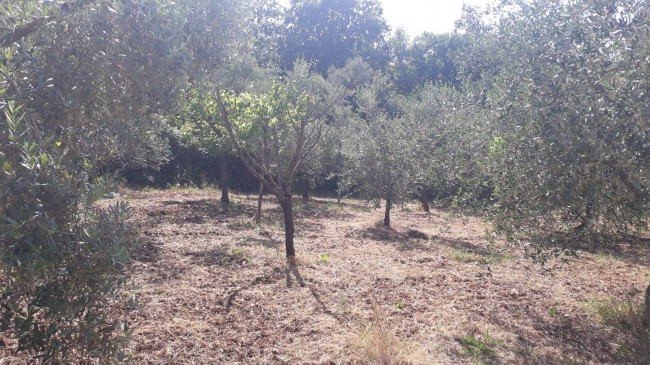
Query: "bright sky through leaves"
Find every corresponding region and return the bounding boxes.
[278,0,492,36]
[382,0,491,35]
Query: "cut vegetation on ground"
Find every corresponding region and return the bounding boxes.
[76,190,650,363]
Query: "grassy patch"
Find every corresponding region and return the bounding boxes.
[325,202,344,211]
[458,330,503,364]
[581,291,649,362]
[449,249,512,265]
[583,294,647,331]
[449,249,483,263]
[593,252,622,262]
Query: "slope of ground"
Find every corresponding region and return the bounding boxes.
[2,188,648,364]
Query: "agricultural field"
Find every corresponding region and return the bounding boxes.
[2,0,648,363]
[8,188,646,364]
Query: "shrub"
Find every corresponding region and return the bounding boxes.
[1,103,135,362]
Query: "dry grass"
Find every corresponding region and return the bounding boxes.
[2,188,649,364]
[350,297,414,365]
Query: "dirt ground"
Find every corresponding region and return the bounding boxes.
[2,188,649,364]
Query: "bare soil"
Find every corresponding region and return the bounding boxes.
[2,188,649,364]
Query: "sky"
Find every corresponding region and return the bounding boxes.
[277,0,493,37]
[381,0,492,36]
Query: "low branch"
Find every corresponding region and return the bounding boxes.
[0,17,53,47]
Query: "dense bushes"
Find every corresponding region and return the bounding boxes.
[1,103,135,362]
[474,0,650,247]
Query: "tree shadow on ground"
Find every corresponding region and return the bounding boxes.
[358,224,436,252]
[533,231,650,267]
[132,238,162,263]
[285,259,343,322]
[238,236,283,249]
[485,302,646,364]
[129,238,191,283]
[437,237,508,259]
[136,199,254,230]
[292,198,360,220]
[183,246,251,268]
[587,235,650,266]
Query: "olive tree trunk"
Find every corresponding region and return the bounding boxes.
[384,198,392,226]
[280,195,296,257]
[420,188,430,213]
[255,182,264,223]
[219,152,229,204]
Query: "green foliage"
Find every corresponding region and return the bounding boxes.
[406,84,492,209]
[220,60,344,198]
[1,103,135,362]
[281,0,389,74]
[340,70,415,213]
[458,330,503,364]
[317,253,329,264]
[461,0,650,248]
[173,90,234,157]
[388,30,470,93]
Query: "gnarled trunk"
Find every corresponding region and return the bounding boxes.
[384,198,392,226]
[219,152,229,204]
[280,195,296,257]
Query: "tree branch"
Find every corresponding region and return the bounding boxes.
[213,89,282,197]
[0,17,55,48]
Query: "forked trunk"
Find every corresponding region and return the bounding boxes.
[280,195,296,257]
[384,198,392,226]
[255,182,264,223]
[219,153,229,204]
[420,189,430,213]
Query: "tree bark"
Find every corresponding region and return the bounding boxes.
[384,198,392,226]
[643,285,650,328]
[0,17,51,47]
[420,188,430,213]
[255,182,264,223]
[219,152,229,204]
[281,195,296,257]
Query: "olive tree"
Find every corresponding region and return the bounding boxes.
[0,0,251,360]
[461,0,650,247]
[340,71,416,226]
[213,61,345,257]
[405,84,493,211]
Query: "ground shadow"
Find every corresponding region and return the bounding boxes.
[358,224,436,252]
[527,230,650,267]
[484,301,645,364]
[239,236,283,249]
[132,238,162,263]
[437,237,508,259]
[183,246,250,268]
[292,198,359,220]
[285,259,342,321]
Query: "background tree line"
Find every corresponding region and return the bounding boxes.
[1,0,648,361]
